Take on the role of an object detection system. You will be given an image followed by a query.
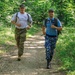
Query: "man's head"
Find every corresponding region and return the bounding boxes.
[19,4,25,14]
[48,9,54,18]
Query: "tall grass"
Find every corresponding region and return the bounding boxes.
[56,27,75,75]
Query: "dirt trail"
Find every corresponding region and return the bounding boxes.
[0,32,65,75]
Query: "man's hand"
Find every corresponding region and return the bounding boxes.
[51,25,62,31]
[16,24,21,27]
[57,27,62,31]
[11,21,21,27]
[43,31,46,35]
[51,25,57,29]
[42,26,46,35]
[26,26,31,30]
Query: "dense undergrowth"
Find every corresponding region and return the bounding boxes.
[56,27,75,75]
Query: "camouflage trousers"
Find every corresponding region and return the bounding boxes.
[15,28,27,57]
[45,35,57,61]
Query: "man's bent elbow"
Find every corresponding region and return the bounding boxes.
[11,21,13,23]
[60,27,62,30]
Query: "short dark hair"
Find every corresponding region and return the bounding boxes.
[20,4,25,8]
[48,9,54,13]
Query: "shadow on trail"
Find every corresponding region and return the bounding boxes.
[0,34,65,75]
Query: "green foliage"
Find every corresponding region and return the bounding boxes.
[56,27,75,75]
[27,25,41,37]
[0,0,75,26]
[54,0,75,25]
[24,0,52,25]
[0,25,15,45]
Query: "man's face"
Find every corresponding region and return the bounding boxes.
[20,7,25,13]
[49,12,54,18]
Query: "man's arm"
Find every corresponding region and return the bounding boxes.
[11,21,21,27]
[11,13,21,27]
[26,14,33,29]
[42,26,46,35]
[28,14,33,26]
[51,25,62,31]
[51,19,62,31]
[42,20,46,35]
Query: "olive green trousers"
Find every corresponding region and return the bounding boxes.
[15,28,26,57]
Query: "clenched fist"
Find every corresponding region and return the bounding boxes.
[16,24,21,27]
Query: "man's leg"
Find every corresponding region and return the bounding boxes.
[45,36,51,69]
[18,29,26,60]
[45,36,57,69]
[16,37,20,49]
[15,28,21,61]
[50,37,57,62]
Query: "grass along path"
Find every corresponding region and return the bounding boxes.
[56,27,75,75]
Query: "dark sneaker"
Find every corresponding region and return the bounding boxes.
[47,63,51,69]
[17,58,21,61]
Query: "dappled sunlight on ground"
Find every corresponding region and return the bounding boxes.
[0,32,64,75]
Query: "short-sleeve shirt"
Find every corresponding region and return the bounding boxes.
[11,12,32,29]
[43,18,62,36]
